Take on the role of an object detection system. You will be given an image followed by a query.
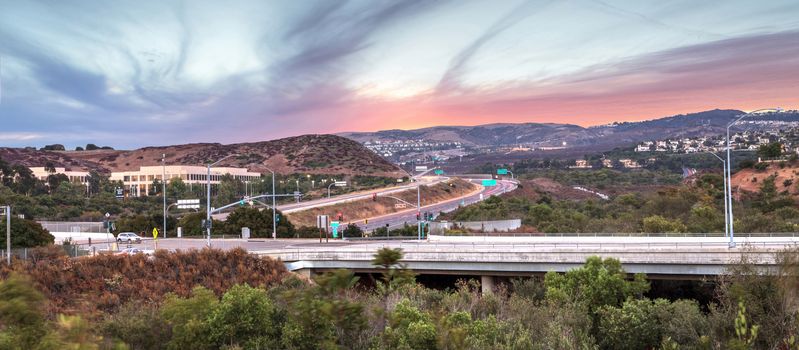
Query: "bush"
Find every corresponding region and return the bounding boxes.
[0,217,54,248]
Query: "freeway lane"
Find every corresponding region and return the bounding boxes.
[354,179,517,233]
[211,175,449,220]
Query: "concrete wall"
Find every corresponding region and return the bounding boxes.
[430,219,522,234]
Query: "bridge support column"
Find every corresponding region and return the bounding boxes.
[294,268,313,279]
[481,275,495,295]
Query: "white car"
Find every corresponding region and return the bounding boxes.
[116,247,143,255]
[116,232,142,244]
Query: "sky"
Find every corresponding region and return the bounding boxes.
[0,0,798,149]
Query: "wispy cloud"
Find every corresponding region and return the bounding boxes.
[0,0,796,148]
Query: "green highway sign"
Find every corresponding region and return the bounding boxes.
[497,169,508,175]
[434,169,444,175]
[482,179,497,187]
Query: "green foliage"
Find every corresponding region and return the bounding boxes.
[373,248,416,291]
[342,223,364,238]
[729,300,759,350]
[224,206,295,238]
[758,142,782,158]
[208,284,283,349]
[161,286,218,350]
[0,274,50,348]
[102,302,170,350]
[0,216,54,248]
[642,215,687,233]
[544,256,649,314]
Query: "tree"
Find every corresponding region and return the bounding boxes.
[342,223,363,238]
[85,144,99,151]
[161,286,218,350]
[0,217,54,248]
[642,215,687,233]
[215,174,242,208]
[757,142,782,159]
[224,206,294,238]
[545,256,649,315]
[0,274,51,348]
[207,284,282,349]
[41,144,65,151]
[166,177,188,200]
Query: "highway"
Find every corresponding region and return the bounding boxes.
[354,178,517,233]
[211,175,449,220]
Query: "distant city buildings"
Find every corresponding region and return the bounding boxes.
[109,165,260,197]
[634,127,799,155]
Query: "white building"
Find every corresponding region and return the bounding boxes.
[110,165,261,197]
[30,167,90,185]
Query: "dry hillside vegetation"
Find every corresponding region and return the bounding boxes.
[0,247,287,317]
[732,162,799,197]
[287,178,479,227]
[4,134,402,177]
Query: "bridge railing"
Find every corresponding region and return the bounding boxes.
[435,232,798,238]
[260,245,784,266]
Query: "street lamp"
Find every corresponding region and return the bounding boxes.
[206,154,239,248]
[725,108,782,248]
[328,181,346,198]
[295,180,300,203]
[705,152,728,237]
[162,154,167,239]
[1,205,10,264]
[263,167,277,240]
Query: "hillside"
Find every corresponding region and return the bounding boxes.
[340,109,799,149]
[732,162,799,198]
[2,134,403,177]
[340,122,599,147]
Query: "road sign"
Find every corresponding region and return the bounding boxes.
[394,203,407,209]
[114,187,124,199]
[177,199,201,209]
[434,169,444,175]
[317,215,329,229]
[105,212,110,218]
[482,179,497,186]
[152,227,159,239]
[334,181,347,187]
[415,165,428,172]
[330,221,340,238]
[497,169,508,175]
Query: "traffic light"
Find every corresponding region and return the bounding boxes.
[416,212,421,220]
[372,193,377,201]
[276,214,281,223]
[364,219,369,224]
[337,213,343,221]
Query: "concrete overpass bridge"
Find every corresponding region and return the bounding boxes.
[255,235,799,292]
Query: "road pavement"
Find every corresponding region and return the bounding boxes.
[352,178,517,233]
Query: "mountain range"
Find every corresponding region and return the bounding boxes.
[339,109,799,148]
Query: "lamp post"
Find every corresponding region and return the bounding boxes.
[2,205,10,264]
[263,168,277,240]
[725,108,782,248]
[705,152,728,237]
[162,154,167,239]
[295,180,300,203]
[206,154,238,248]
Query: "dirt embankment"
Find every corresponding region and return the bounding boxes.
[732,162,799,197]
[287,178,479,227]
